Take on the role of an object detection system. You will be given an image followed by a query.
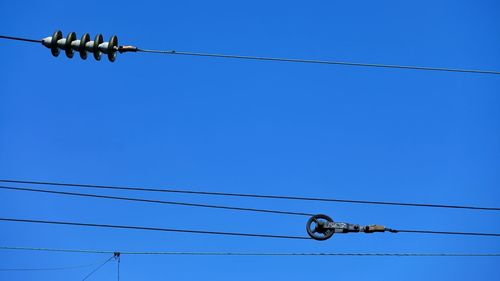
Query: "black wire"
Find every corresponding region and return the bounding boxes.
[2,217,500,239]
[0,185,312,217]
[2,179,499,212]
[0,35,41,43]
[0,217,311,240]
[1,246,499,257]
[0,262,99,271]
[81,256,114,281]
[395,229,500,237]
[137,49,500,75]
[1,246,500,257]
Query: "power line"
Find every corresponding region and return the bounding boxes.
[137,48,500,75]
[0,262,99,272]
[0,185,312,217]
[2,217,500,239]
[81,255,114,281]
[1,246,499,257]
[0,217,311,240]
[0,35,41,43]
[2,33,500,75]
[2,179,499,212]
[0,246,114,255]
[396,229,500,237]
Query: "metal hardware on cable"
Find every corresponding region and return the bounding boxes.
[306,214,396,241]
[304,214,500,241]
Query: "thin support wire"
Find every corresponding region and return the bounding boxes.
[137,49,500,75]
[0,246,499,257]
[81,256,114,281]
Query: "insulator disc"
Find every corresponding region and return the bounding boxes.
[51,30,62,57]
[107,35,118,62]
[79,33,90,60]
[93,34,103,61]
[65,32,77,58]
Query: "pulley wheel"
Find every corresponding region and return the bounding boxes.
[50,30,62,57]
[79,33,90,60]
[93,34,103,61]
[306,214,335,241]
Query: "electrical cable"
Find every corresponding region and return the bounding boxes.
[2,179,499,212]
[2,217,500,238]
[0,185,313,217]
[0,262,100,272]
[0,35,41,43]
[1,246,499,257]
[1,34,500,75]
[81,255,114,281]
[136,48,500,75]
[0,217,311,240]
[395,229,500,237]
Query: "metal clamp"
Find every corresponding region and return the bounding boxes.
[306,214,396,241]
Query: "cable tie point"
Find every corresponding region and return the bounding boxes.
[118,45,138,53]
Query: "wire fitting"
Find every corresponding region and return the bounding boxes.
[118,45,138,53]
[306,214,397,241]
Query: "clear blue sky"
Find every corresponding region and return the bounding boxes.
[1,0,500,280]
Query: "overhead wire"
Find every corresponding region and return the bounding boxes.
[0,35,41,43]
[7,186,500,238]
[1,246,499,257]
[1,34,500,75]
[81,255,115,281]
[0,217,311,240]
[395,229,500,237]
[0,185,313,217]
[0,261,100,272]
[2,179,499,212]
[137,48,500,75]
[1,217,500,238]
